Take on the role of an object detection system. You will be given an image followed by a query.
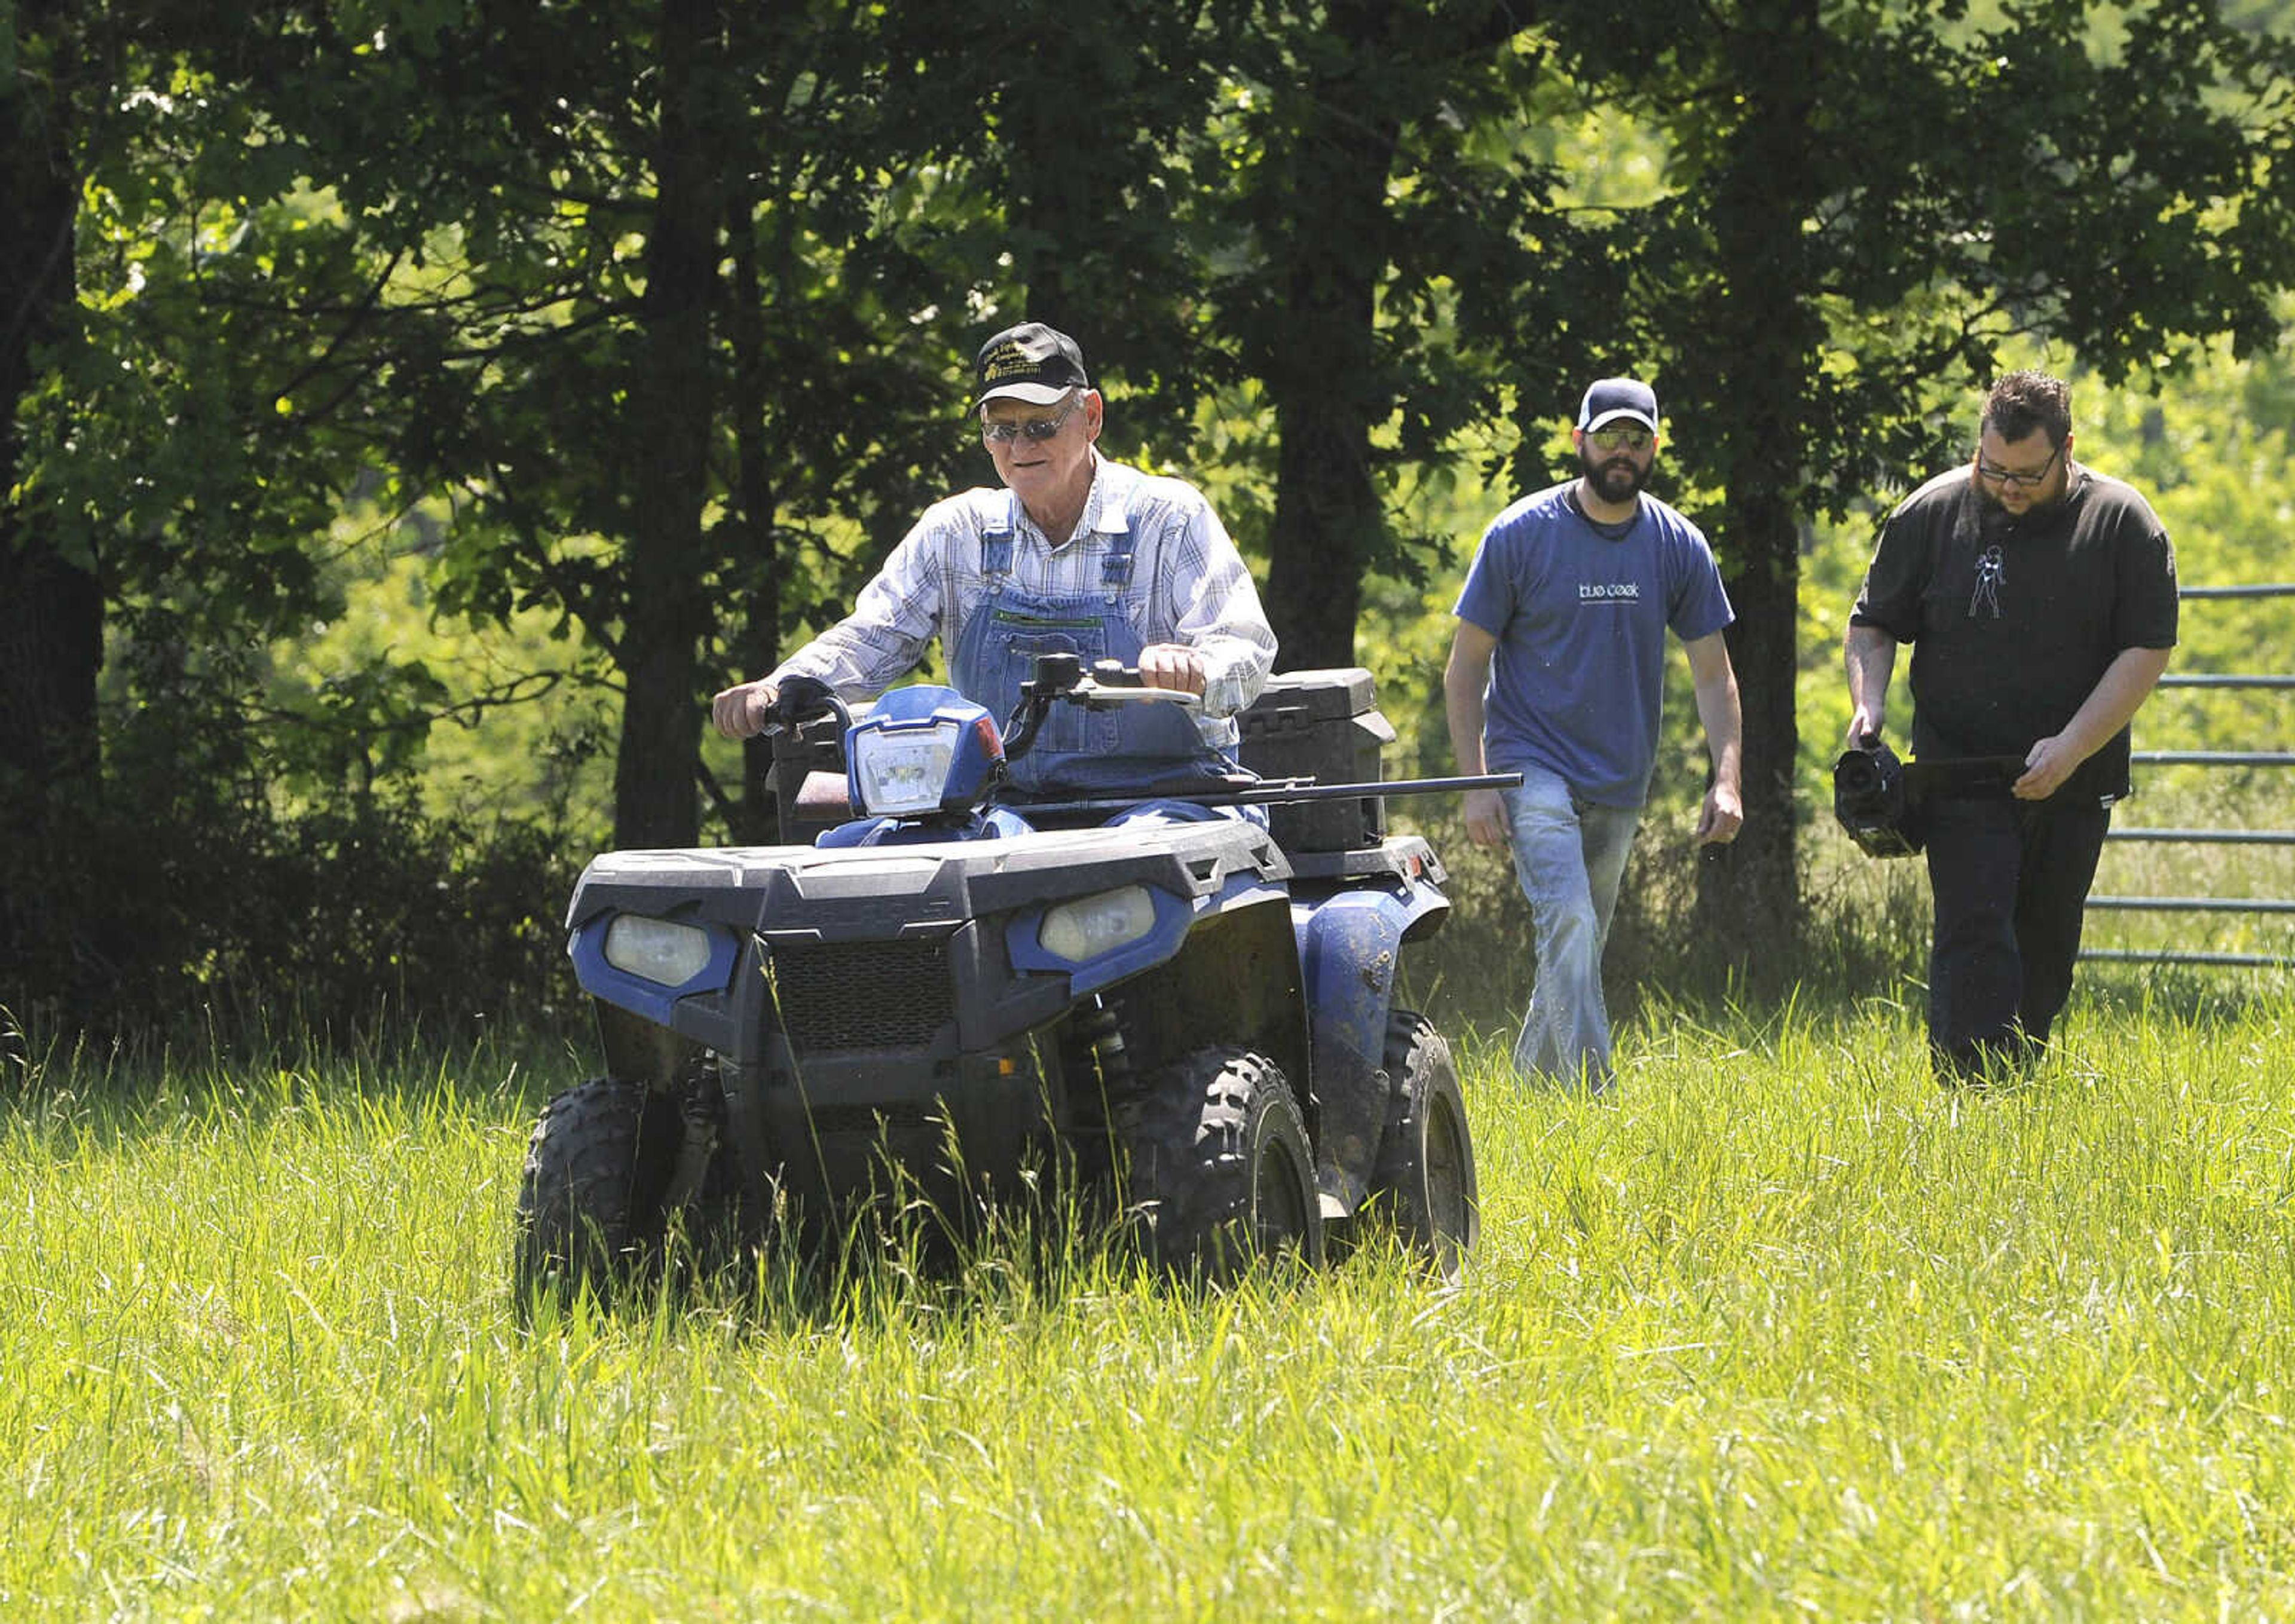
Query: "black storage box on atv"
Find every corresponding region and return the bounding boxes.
[1237,668,1397,854]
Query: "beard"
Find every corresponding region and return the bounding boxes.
[1578,448,1647,504]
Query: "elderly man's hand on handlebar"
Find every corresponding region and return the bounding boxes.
[711,679,779,740]
[1136,644,1207,697]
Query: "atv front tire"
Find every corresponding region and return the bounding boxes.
[1363,1011,1479,1277]
[513,1076,683,1309]
[1128,1048,1321,1283]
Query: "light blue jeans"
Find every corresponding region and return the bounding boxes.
[1502,764,1642,1093]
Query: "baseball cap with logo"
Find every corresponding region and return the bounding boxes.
[975,323,1091,407]
[1575,377,1660,435]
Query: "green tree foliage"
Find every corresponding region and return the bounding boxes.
[2,1,394,1014]
[1204,5,1630,671]
[1551,0,2295,958]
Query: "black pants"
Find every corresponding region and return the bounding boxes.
[1921,793,2112,1081]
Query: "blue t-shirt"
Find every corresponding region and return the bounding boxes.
[1454,483,1734,806]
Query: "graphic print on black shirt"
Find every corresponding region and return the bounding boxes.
[1968,545,2005,619]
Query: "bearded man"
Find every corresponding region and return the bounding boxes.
[1445,377,1744,1093]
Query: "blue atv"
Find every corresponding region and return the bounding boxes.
[515,655,1508,1299]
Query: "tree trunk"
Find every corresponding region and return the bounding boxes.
[1697,494,1803,948]
[611,0,723,851]
[723,196,780,845]
[0,36,100,1007]
[1265,391,1381,670]
[1688,0,1823,961]
[1258,1,1399,672]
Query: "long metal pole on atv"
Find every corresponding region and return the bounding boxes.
[1010,773,1522,820]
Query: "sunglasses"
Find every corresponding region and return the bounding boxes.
[981,395,1084,445]
[1586,426,1653,453]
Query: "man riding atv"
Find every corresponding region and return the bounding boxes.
[512,325,1489,1305]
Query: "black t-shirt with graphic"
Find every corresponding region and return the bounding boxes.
[1850,463,2178,801]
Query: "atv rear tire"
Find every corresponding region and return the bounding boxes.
[1362,1011,1479,1277]
[513,1076,683,1309]
[1128,1048,1321,1283]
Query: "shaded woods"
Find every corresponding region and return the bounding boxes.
[5,0,2293,1035]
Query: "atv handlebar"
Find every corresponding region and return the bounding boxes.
[1001,655,1198,760]
[1053,657,1202,707]
[758,657,1192,769]
[764,674,852,739]
[759,654,1522,833]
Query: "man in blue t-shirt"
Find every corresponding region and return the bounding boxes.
[1445,377,1744,1091]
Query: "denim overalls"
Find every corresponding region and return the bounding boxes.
[948,497,1238,800]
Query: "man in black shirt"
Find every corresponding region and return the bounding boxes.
[1845,371,2178,1082]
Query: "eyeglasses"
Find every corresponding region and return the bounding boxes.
[1586,426,1653,454]
[981,395,1083,445]
[1975,443,2061,490]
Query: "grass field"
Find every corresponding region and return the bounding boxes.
[7,980,2295,1621]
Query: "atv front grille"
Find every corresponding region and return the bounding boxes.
[764,936,956,1051]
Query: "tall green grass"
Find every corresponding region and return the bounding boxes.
[6,999,2295,1620]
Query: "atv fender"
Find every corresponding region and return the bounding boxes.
[1293,874,1450,1213]
[1092,893,1311,1101]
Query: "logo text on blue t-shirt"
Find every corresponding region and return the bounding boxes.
[1578,582,1642,602]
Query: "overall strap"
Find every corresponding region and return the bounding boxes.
[978,489,1029,577]
[1098,519,1137,596]
[981,518,1015,578]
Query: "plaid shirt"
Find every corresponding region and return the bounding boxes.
[769,454,1277,744]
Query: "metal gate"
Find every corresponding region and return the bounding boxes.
[2082,582,2295,968]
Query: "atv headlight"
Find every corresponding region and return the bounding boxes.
[1038,886,1158,963]
[850,720,960,816]
[602,914,715,987]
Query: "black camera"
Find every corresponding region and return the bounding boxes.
[1832,738,1920,858]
